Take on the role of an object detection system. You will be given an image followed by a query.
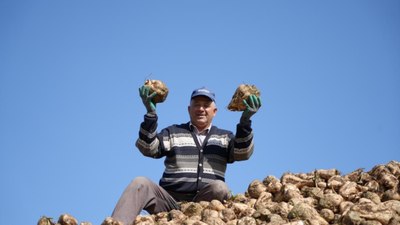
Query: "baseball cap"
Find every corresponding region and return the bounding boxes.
[191,87,216,102]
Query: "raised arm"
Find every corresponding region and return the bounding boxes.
[135,85,163,158]
[135,113,164,158]
[230,95,261,161]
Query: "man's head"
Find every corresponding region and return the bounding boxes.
[188,87,217,131]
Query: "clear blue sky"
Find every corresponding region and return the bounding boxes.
[1,1,399,225]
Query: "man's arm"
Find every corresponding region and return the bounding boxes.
[135,113,164,158]
[230,95,261,162]
[135,85,164,158]
[230,120,254,161]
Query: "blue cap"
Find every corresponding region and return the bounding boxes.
[191,87,215,102]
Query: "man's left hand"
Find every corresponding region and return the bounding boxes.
[240,95,261,122]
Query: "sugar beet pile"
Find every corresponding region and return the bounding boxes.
[38,160,400,225]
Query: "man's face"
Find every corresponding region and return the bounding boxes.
[188,96,217,131]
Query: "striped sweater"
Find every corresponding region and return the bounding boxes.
[135,114,254,194]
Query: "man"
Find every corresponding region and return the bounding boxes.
[107,86,261,225]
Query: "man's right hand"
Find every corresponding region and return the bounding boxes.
[139,85,157,114]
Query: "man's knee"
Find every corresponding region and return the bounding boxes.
[209,180,230,196]
[128,176,152,190]
[131,176,151,184]
[196,180,231,202]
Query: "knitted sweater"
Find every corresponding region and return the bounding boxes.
[135,114,254,194]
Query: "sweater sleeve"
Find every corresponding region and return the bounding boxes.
[229,119,254,162]
[135,113,164,158]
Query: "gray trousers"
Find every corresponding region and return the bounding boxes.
[111,176,230,225]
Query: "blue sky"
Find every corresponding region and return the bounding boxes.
[1,1,399,225]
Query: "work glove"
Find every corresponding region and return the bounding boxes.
[240,95,261,123]
[139,85,157,114]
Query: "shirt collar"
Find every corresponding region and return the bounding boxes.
[189,122,212,135]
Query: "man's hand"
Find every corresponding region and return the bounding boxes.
[139,85,157,114]
[240,95,261,122]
